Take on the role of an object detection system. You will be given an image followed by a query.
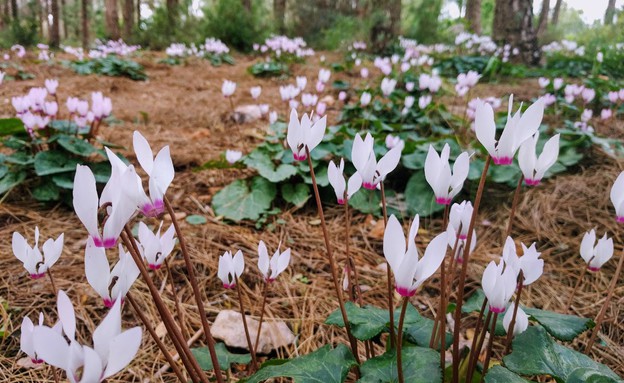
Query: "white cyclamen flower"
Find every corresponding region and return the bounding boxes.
[257,240,291,282]
[424,144,470,205]
[12,227,63,279]
[580,229,614,272]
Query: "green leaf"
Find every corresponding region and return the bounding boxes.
[0,165,7,179]
[32,182,60,202]
[51,174,74,189]
[565,368,623,383]
[484,366,530,383]
[243,345,357,383]
[504,326,620,382]
[57,135,97,156]
[185,215,207,225]
[34,151,80,176]
[349,189,381,215]
[0,171,27,194]
[212,176,277,222]
[0,118,25,136]
[358,346,441,383]
[5,152,34,165]
[522,307,594,342]
[244,150,297,182]
[89,161,112,183]
[405,171,445,217]
[281,183,310,207]
[191,343,251,371]
[402,304,452,350]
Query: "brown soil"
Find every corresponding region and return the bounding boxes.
[0,52,622,382]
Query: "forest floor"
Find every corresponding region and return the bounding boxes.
[0,52,622,382]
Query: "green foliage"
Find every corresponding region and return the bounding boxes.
[242,345,357,383]
[211,176,277,221]
[248,61,290,78]
[191,343,251,370]
[0,118,110,203]
[201,0,268,52]
[402,0,444,44]
[68,56,147,81]
[503,326,621,382]
[0,19,40,48]
[484,366,530,383]
[359,346,442,383]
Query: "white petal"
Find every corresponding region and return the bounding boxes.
[84,239,111,300]
[275,248,291,277]
[93,297,122,363]
[102,327,142,378]
[132,131,155,175]
[12,231,30,264]
[376,146,402,179]
[233,250,245,278]
[518,134,537,179]
[474,100,497,155]
[257,241,270,278]
[515,98,545,148]
[580,230,596,264]
[73,165,100,238]
[306,115,327,151]
[20,316,35,358]
[42,233,64,268]
[450,152,470,194]
[80,346,104,383]
[33,326,70,370]
[150,146,175,199]
[347,172,362,199]
[535,134,560,180]
[424,145,441,194]
[57,290,76,341]
[414,232,448,285]
[610,172,624,212]
[286,109,301,152]
[383,215,406,272]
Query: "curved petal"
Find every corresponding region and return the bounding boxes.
[275,248,291,277]
[515,98,545,148]
[610,172,624,211]
[351,133,371,172]
[580,230,596,264]
[257,241,270,279]
[80,346,104,383]
[233,250,245,278]
[20,316,35,358]
[57,290,76,341]
[450,152,470,194]
[33,326,70,370]
[73,165,100,239]
[12,231,29,264]
[132,131,154,175]
[414,232,448,285]
[151,145,174,199]
[102,327,142,379]
[383,215,406,272]
[424,145,442,195]
[93,297,122,363]
[376,146,402,179]
[306,115,327,152]
[518,134,537,179]
[535,134,560,180]
[474,100,497,155]
[347,172,362,199]
[286,109,301,153]
[42,233,64,268]
[84,238,111,300]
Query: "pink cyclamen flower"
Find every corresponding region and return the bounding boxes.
[85,238,140,307]
[503,303,529,337]
[296,76,307,90]
[607,91,619,103]
[318,68,331,83]
[133,131,175,216]
[360,92,372,106]
[424,144,470,205]
[218,250,244,288]
[385,134,404,150]
[405,82,415,92]
[12,227,64,279]
[475,95,544,165]
[611,172,624,223]
[418,95,432,109]
[327,158,362,204]
[225,149,242,164]
[33,291,142,382]
[250,86,261,100]
[338,91,347,101]
[286,109,327,161]
[553,78,564,90]
[44,79,58,95]
[137,221,176,270]
[316,102,327,116]
[538,77,550,88]
[258,240,291,283]
[91,92,112,120]
[482,258,517,313]
[448,201,473,241]
[580,229,613,272]
[601,109,613,120]
[351,132,402,190]
[380,78,397,97]
[44,101,58,117]
[383,215,448,297]
[222,80,236,97]
[501,236,544,285]
[543,94,556,106]
[518,133,560,186]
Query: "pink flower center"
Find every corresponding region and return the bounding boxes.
[362,182,377,190]
[29,273,45,279]
[587,266,600,272]
[141,200,165,217]
[524,179,541,186]
[93,236,117,248]
[493,156,513,165]
[103,298,115,308]
[616,216,624,223]
[395,286,416,297]
[489,305,506,313]
[337,198,345,205]
[293,153,307,161]
[222,282,236,289]
[435,197,451,205]
[148,263,162,270]
[31,358,44,364]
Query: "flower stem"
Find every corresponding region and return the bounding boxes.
[165,257,189,341]
[380,182,396,349]
[431,204,450,359]
[585,250,624,354]
[305,148,361,371]
[121,229,207,383]
[126,292,188,383]
[164,196,225,383]
[235,282,259,371]
[253,282,269,355]
[465,300,490,383]
[504,273,524,354]
[480,312,499,382]
[505,175,524,239]
[46,269,58,297]
[566,266,587,312]
[452,155,491,383]
[397,297,410,383]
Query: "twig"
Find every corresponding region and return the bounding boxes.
[566,266,587,312]
[164,196,225,383]
[151,328,205,382]
[505,175,524,239]
[46,269,58,297]
[253,282,269,355]
[465,300,489,383]
[235,282,258,371]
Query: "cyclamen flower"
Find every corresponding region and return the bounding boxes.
[360,92,372,106]
[225,149,242,164]
[553,78,564,90]
[601,109,613,120]
[91,92,112,121]
[607,91,619,103]
[222,80,236,97]
[73,164,139,248]
[21,313,60,364]
[269,111,278,124]
[501,237,544,285]
[383,215,448,297]
[380,78,397,96]
[538,77,550,88]
[448,201,473,240]
[137,222,176,270]
[44,101,58,117]
[457,71,480,88]
[404,96,415,109]
[301,93,318,107]
[405,82,415,92]
[327,158,362,204]
[45,79,58,95]
[250,86,261,100]
[580,230,614,272]
[475,95,544,165]
[338,91,347,101]
[351,132,402,190]
[33,291,142,383]
[610,171,624,222]
[218,250,244,288]
[286,109,327,161]
[424,144,470,205]
[85,239,140,307]
[12,227,64,279]
[133,131,175,217]
[482,259,517,313]
[518,133,560,186]
[503,303,529,337]
[418,95,432,109]
[296,76,307,90]
[257,241,291,282]
[385,134,404,150]
[318,69,331,83]
[360,68,369,78]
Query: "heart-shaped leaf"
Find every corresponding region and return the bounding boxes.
[522,307,594,342]
[242,345,357,383]
[244,150,297,183]
[212,176,277,222]
[34,151,80,176]
[191,343,251,371]
[358,346,441,383]
[281,183,310,207]
[484,365,530,383]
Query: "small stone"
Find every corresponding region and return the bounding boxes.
[320,95,335,106]
[232,105,263,124]
[211,310,295,354]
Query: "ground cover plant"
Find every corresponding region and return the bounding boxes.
[1,1,624,383]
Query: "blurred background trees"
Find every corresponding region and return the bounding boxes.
[0,0,621,60]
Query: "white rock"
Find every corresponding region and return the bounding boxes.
[211,309,295,354]
[232,104,263,124]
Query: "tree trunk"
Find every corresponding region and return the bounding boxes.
[465,0,482,34]
[273,0,285,34]
[166,0,176,29]
[493,0,540,65]
[105,0,120,39]
[389,0,401,36]
[551,0,562,25]
[60,0,67,38]
[136,0,140,26]
[604,0,616,25]
[81,0,89,49]
[242,0,251,12]
[10,0,17,20]
[536,0,550,37]
[123,0,133,38]
[50,0,60,47]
